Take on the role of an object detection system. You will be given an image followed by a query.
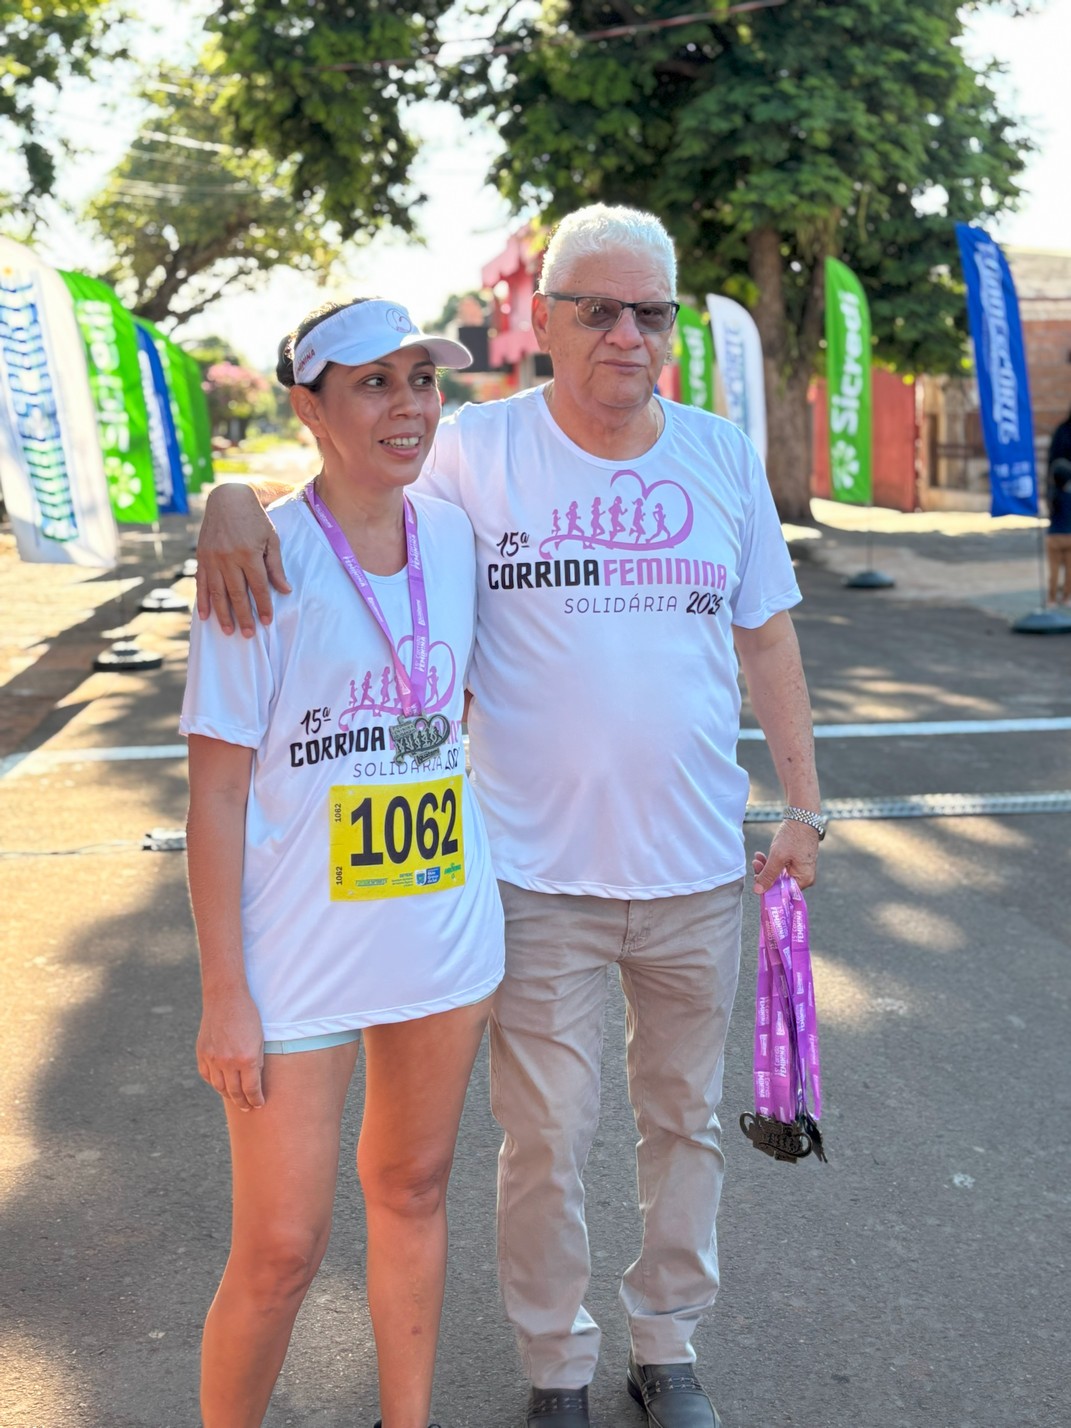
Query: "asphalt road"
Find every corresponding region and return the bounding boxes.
[1,507,1068,1428]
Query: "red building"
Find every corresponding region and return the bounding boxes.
[810,372,919,512]
[481,223,547,388]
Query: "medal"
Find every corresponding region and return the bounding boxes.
[739,1111,814,1164]
[389,711,452,766]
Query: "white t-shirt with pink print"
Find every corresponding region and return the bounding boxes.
[180,490,504,1040]
[419,387,800,899]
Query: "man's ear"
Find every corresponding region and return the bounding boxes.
[290,384,325,439]
[531,292,552,354]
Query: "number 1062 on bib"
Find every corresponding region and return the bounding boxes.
[329,776,466,901]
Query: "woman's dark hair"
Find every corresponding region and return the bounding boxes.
[276,297,373,392]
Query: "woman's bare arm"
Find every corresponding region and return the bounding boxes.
[186,734,264,1110]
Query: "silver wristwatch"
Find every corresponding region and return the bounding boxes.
[781,806,827,840]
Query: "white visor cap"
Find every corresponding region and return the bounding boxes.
[292,300,472,385]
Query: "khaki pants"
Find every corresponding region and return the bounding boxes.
[491,879,744,1389]
[1047,533,1071,604]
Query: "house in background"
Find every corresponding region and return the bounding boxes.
[480,222,550,391]
[434,292,514,405]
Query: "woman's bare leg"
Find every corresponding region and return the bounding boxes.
[358,995,494,1428]
[200,1041,360,1428]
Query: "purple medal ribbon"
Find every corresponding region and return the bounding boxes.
[742,872,827,1163]
[305,483,430,717]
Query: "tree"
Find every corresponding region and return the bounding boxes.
[427,290,489,331]
[449,0,1030,518]
[203,359,276,440]
[207,0,458,241]
[185,335,242,373]
[0,0,122,216]
[437,369,474,408]
[85,56,340,328]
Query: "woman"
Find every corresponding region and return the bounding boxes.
[181,297,504,1428]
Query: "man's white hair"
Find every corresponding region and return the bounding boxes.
[539,203,678,296]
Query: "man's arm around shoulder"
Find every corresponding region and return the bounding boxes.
[195,479,293,637]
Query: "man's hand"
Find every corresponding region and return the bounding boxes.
[752,818,820,895]
[195,483,291,636]
[196,990,265,1112]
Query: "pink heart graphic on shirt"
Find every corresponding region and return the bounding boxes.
[397,637,457,712]
[538,468,693,557]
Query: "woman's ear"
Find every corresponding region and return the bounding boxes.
[290,384,326,440]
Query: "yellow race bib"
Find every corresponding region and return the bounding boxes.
[329,776,465,901]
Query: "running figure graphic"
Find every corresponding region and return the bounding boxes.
[378,666,393,710]
[339,671,376,729]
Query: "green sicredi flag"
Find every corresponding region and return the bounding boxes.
[675,304,715,412]
[178,349,214,493]
[824,257,872,505]
[59,272,159,524]
[137,319,213,495]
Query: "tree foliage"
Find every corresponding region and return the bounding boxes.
[428,290,488,331]
[203,359,276,429]
[207,0,457,242]
[449,0,1030,516]
[0,0,122,214]
[85,55,339,328]
[84,1,473,325]
[185,335,243,372]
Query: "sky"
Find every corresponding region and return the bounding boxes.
[18,0,1071,371]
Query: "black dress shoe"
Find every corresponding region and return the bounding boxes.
[526,1383,590,1427]
[626,1355,721,1428]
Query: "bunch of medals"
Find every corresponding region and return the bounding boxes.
[740,873,827,1165]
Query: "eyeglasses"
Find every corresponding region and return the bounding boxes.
[543,292,680,334]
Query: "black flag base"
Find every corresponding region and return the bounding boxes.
[1011,607,1071,635]
[94,638,163,672]
[139,586,190,613]
[843,569,896,589]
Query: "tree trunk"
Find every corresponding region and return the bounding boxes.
[764,373,813,523]
[747,226,815,523]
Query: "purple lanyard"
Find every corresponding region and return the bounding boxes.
[305,483,430,717]
[749,872,827,1161]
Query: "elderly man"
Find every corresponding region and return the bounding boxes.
[195,204,823,1428]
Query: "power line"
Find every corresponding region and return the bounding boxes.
[106,174,297,203]
[111,177,256,197]
[142,129,237,153]
[321,0,790,72]
[128,145,230,168]
[142,2,788,89]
